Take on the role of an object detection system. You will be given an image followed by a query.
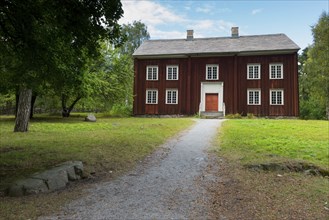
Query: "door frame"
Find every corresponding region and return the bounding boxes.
[200,82,224,112]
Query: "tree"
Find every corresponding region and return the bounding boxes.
[120,21,150,55]
[0,0,124,131]
[302,12,329,119]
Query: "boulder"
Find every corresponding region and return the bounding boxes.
[85,114,96,122]
[8,161,84,197]
[8,178,48,197]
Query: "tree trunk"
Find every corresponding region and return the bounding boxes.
[61,95,82,117]
[14,88,32,132]
[15,93,19,118]
[30,95,37,119]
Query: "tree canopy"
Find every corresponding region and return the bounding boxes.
[0,0,124,131]
[299,11,329,119]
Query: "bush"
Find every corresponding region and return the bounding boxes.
[247,113,256,119]
[225,113,242,119]
[108,104,132,117]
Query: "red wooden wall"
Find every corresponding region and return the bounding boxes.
[133,53,299,116]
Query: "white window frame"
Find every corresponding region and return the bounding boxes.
[247,64,261,79]
[247,89,261,105]
[166,89,178,104]
[270,89,284,105]
[206,64,219,80]
[146,66,158,81]
[146,89,158,104]
[166,65,179,80]
[269,64,283,79]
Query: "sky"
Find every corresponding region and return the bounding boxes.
[119,0,328,51]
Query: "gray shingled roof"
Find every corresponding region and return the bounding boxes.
[133,34,300,57]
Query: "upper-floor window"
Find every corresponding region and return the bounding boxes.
[166,89,178,104]
[247,64,261,79]
[146,89,158,104]
[166,66,179,80]
[206,65,219,80]
[247,89,261,105]
[146,66,158,80]
[270,89,284,105]
[269,64,283,79]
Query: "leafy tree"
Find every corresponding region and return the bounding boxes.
[120,21,150,55]
[301,12,329,119]
[0,0,124,131]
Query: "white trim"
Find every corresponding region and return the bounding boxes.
[146,65,158,81]
[166,65,179,80]
[247,64,261,80]
[146,89,158,104]
[270,89,284,105]
[206,64,219,80]
[247,89,261,105]
[200,82,224,112]
[165,89,178,104]
[269,63,283,79]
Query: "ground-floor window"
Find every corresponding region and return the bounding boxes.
[166,89,178,104]
[247,89,261,105]
[146,89,158,104]
[270,89,284,105]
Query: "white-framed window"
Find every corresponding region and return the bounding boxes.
[146,89,158,104]
[270,89,284,105]
[247,89,261,105]
[206,65,219,80]
[166,65,179,80]
[166,89,178,104]
[146,66,158,80]
[269,64,283,79]
[247,64,261,79]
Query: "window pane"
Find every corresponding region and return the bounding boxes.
[271,91,276,104]
[213,67,217,79]
[207,67,212,79]
[249,91,254,104]
[277,91,282,104]
[172,91,177,103]
[167,91,172,103]
[172,68,177,79]
[277,66,281,78]
[255,91,259,104]
[271,66,276,78]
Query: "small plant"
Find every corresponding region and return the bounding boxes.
[225,113,242,119]
[109,104,132,117]
[247,113,256,119]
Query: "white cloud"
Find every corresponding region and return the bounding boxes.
[148,26,186,39]
[196,6,211,13]
[120,0,236,40]
[120,0,185,25]
[188,20,215,31]
[251,8,263,15]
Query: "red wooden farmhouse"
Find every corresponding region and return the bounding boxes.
[133,27,300,117]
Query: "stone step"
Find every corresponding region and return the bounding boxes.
[200,111,224,119]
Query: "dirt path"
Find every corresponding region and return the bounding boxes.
[40,119,223,220]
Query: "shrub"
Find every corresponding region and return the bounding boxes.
[225,113,242,119]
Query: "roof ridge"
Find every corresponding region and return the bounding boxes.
[147,33,286,42]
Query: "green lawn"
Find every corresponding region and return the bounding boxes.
[0,115,194,191]
[217,119,328,169]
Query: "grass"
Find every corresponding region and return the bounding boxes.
[217,119,329,169]
[0,114,194,192]
[210,119,329,219]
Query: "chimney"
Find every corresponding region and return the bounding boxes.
[186,30,194,40]
[231,27,239,38]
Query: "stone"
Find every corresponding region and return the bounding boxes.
[85,114,96,122]
[31,168,69,191]
[7,161,84,197]
[8,178,48,197]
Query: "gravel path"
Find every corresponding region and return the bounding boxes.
[40,119,223,220]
